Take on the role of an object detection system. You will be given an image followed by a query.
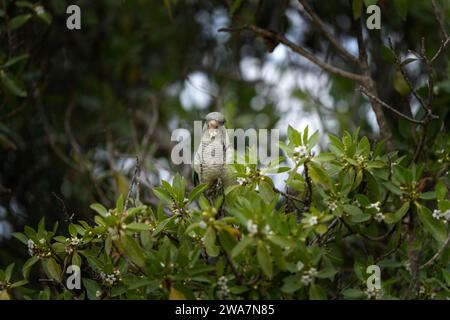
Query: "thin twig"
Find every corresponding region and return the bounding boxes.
[420,232,450,269]
[51,192,74,223]
[431,0,448,39]
[124,156,141,213]
[359,86,423,124]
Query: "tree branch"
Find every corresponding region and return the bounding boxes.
[355,19,394,150]
[218,25,366,82]
[297,0,359,65]
[359,86,423,124]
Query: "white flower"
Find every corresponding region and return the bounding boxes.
[296,261,304,272]
[217,276,229,298]
[263,225,272,235]
[245,167,251,175]
[328,201,338,211]
[237,177,246,185]
[403,261,411,273]
[301,274,312,285]
[35,6,45,15]
[95,290,102,298]
[374,212,385,222]
[308,267,318,277]
[367,202,381,211]
[70,237,80,246]
[27,239,35,256]
[294,145,307,158]
[308,216,318,226]
[246,219,258,235]
[39,238,46,244]
[301,268,317,285]
[432,209,450,223]
[199,221,207,229]
[218,276,227,286]
[365,287,383,300]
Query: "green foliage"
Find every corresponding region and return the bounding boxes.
[2,128,449,300]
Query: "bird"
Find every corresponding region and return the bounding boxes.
[193,112,234,204]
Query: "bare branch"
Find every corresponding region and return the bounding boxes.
[359,86,423,124]
[297,0,359,65]
[218,25,366,82]
[388,39,426,106]
[355,19,394,151]
[430,36,450,64]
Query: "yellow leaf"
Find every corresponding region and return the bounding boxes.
[223,225,240,237]
[393,70,410,96]
[169,287,186,300]
[0,290,10,300]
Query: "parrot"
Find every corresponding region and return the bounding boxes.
[193,112,234,205]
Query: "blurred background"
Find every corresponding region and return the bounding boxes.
[1,0,449,267]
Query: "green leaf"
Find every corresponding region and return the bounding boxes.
[72,252,82,267]
[343,204,363,216]
[231,236,255,258]
[116,194,124,214]
[0,71,27,97]
[417,204,447,244]
[435,180,448,200]
[5,263,14,281]
[188,183,208,203]
[281,275,302,293]
[267,235,293,249]
[342,288,366,299]
[83,278,101,300]
[3,54,30,68]
[122,234,146,268]
[257,241,273,278]
[10,280,28,288]
[126,222,150,232]
[12,232,28,245]
[288,125,301,146]
[307,131,319,149]
[153,187,173,203]
[204,226,219,257]
[36,10,52,25]
[153,215,176,236]
[90,203,108,217]
[8,14,32,30]
[44,258,62,282]
[22,256,39,278]
[309,283,326,299]
[419,191,436,200]
[316,267,337,279]
[384,202,410,224]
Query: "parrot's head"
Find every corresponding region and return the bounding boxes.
[205,112,225,127]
